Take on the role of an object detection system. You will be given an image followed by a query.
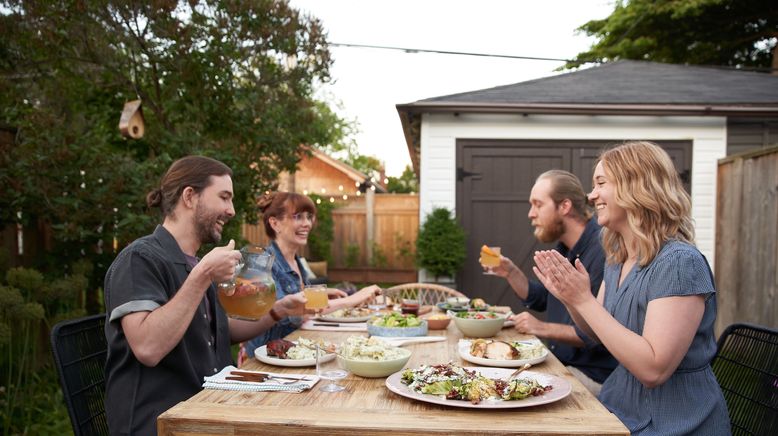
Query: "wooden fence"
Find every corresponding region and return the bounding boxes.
[242,194,420,283]
[715,146,778,333]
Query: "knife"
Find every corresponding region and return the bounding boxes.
[313,322,342,327]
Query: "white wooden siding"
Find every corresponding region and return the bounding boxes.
[418,113,727,266]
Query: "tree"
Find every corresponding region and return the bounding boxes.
[387,165,418,194]
[346,154,384,179]
[0,1,348,310]
[567,0,778,70]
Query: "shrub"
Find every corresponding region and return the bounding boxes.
[307,194,335,263]
[345,243,360,268]
[415,208,466,280]
[369,242,388,268]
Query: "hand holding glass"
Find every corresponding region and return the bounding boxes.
[480,246,501,275]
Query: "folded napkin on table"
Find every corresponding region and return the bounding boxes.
[300,319,367,332]
[203,365,318,393]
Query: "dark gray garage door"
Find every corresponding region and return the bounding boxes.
[455,139,692,314]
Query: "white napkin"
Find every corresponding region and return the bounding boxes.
[203,365,319,393]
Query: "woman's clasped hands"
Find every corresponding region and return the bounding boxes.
[532,250,593,307]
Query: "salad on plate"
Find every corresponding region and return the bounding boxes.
[400,363,551,404]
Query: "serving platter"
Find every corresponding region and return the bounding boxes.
[385,367,571,409]
[316,313,373,323]
[254,344,335,367]
[435,302,469,312]
[457,339,549,368]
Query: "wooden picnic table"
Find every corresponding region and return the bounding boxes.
[157,321,629,435]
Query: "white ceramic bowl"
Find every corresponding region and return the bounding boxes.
[450,311,507,338]
[446,296,470,307]
[337,348,412,378]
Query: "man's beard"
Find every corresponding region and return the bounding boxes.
[534,217,564,243]
[194,203,227,245]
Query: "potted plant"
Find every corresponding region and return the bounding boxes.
[415,207,466,285]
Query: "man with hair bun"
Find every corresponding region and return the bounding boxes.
[103,156,307,436]
[486,169,616,394]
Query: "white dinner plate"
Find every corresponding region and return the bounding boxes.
[457,339,549,368]
[385,367,571,409]
[316,314,373,323]
[254,344,335,367]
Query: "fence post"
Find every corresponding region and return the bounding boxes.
[366,188,375,265]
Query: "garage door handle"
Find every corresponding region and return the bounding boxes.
[457,167,482,181]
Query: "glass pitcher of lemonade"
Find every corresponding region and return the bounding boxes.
[217,245,276,320]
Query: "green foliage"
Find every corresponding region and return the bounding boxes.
[344,243,360,268]
[567,0,777,69]
[369,241,388,268]
[347,154,384,179]
[387,165,419,194]
[415,208,466,280]
[0,363,72,435]
[1,266,88,433]
[0,0,348,308]
[307,194,335,262]
[396,234,416,267]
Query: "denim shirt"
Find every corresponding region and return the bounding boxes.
[244,241,310,357]
[524,216,617,383]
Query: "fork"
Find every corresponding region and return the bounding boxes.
[228,370,312,384]
[505,363,532,381]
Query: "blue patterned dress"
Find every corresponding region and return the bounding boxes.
[598,240,730,435]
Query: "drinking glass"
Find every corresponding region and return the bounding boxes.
[367,293,387,313]
[315,345,348,393]
[303,284,328,315]
[480,246,501,275]
[401,297,420,315]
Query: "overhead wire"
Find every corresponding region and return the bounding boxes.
[329,42,571,63]
[328,42,778,73]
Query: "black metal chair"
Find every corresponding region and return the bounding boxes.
[711,323,778,436]
[50,314,109,436]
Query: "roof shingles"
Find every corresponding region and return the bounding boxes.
[419,60,778,105]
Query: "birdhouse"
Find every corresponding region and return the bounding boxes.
[118,99,145,139]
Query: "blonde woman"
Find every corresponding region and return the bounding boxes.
[533,142,730,435]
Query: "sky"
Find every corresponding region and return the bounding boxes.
[288,0,616,176]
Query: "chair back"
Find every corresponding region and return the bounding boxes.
[384,283,465,306]
[50,314,109,436]
[711,323,778,436]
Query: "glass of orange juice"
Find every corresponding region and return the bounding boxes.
[480,245,501,275]
[303,284,329,314]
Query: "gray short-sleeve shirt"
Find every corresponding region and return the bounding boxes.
[104,225,232,436]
